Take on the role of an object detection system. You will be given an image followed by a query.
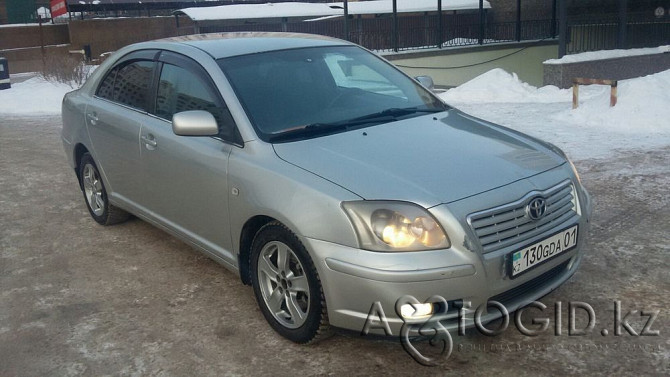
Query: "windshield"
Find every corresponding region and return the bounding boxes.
[217,45,447,142]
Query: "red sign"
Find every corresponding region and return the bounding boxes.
[50,0,67,19]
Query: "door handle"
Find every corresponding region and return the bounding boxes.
[141,134,157,149]
[86,112,98,125]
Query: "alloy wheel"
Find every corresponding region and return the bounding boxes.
[257,241,311,329]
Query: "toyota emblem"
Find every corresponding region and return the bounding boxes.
[527,197,547,220]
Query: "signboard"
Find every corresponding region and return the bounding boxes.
[50,0,67,18]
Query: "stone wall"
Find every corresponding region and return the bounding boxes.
[543,52,670,88]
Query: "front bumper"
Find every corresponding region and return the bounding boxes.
[303,176,592,336]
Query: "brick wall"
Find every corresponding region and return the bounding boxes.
[0,23,69,49]
[0,44,70,74]
[68,17,193,58]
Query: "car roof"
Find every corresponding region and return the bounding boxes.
[154,32,352,59]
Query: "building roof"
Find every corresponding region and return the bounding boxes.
[175,0,491,22]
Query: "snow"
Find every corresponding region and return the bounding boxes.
[439,68,670,160]
[0,76,74,115]
[178,0,490,22]
[178,2,340,21]
[440,68,574,103]
[544,45,670,64]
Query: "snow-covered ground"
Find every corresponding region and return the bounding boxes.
[1,67,668,162]
[0,76,74,115]
[439,68,670,161]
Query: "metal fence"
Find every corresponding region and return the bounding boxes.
[199,13,558,53]
[566,12,670,54]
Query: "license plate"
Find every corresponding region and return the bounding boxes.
[510,225,578,278]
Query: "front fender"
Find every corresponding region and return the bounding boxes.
[228,140,362,258]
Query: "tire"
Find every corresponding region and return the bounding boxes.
[250,221,331,343]
[78,153,130,226]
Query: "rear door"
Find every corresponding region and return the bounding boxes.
[85,50,158,208]
[139,51,242,262]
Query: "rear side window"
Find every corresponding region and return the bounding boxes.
[96,68,117,100]
[155,63,236,141]
[112,61,154,111]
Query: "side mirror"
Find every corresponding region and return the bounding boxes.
[172,110,219,136]
[415,75,435,91]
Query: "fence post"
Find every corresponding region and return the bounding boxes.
[38,15,45,68]
[393,0,399,52]
[618,0,627,48]
[438,0,442,48]
[478,0,484,45]
[551,0,557,37]
[558,0,567,57]
[358,15,363,45]
[516,0,522,41]
[343,0,349,41]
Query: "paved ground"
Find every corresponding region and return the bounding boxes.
[1,115,668,376]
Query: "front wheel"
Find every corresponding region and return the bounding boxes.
[250,221,331,343]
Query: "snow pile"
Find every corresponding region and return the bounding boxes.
[555,69,670,133]
[544,45,670,64]
[439,68,670,160]
[0,76,74,115]
[440,68,582,103]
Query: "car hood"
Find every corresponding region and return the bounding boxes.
[273,110,565,207]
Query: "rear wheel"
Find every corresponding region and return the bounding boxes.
[79,153,129,225]
[250,221,331,343]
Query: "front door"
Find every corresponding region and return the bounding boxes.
[139,52,242,263]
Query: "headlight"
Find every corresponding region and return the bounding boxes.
[567,158,582,184]
[342,201,451,252]
[547,142,581,184]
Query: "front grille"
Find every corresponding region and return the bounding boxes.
[468,180,580,254]
[490,261,570,307]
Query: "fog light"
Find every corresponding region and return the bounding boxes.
[400,303,434,319]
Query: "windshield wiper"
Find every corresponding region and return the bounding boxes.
[267,107,446,142]
[348,106,446,122]
[268,116,396,142]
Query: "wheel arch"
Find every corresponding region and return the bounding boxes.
[73,143,90,190]
[238,215,277,285]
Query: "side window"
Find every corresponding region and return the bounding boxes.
[155,63,236,141]
[111,60,154,111]
[96,67,117,100]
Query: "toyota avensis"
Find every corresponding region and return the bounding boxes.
[61,32,592,343]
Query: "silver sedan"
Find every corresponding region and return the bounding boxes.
[61,32,592,343]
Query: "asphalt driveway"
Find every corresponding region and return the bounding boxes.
[0,115,667,376]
